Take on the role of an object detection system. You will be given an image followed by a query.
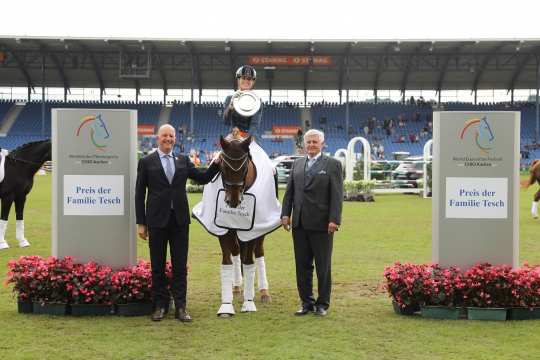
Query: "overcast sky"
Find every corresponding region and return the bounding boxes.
[1,0,539,40]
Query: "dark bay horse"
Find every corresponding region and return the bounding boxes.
[216,134,271,317]
[522,159,540,218]
[0,139,51,249]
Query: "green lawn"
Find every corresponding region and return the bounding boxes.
[1,174,540,360]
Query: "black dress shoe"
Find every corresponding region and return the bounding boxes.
[175,308,193,323]
[151,307,167,321]
[313,306,327,316]
[294,304,314,316]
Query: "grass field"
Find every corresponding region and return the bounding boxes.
[1,174,540,360]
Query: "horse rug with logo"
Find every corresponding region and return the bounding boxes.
[192,141,281,241]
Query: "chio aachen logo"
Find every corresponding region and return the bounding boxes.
[459,116,495,155]
[76,114,111,151]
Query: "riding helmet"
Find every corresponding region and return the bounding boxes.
[235,65,257,80]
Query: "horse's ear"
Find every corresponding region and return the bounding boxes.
[219,135,227,150]
[241,136,252,152]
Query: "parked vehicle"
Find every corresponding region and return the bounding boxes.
[391,157,425,188]
[272,155,303,183]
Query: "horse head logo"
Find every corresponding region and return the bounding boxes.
[76,114,110,151]
[459,116,494,154]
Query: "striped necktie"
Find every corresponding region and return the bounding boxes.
[164,154,174,184]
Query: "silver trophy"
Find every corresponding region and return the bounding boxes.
[231,90,261,118]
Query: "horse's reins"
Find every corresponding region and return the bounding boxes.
[6,155,44,166]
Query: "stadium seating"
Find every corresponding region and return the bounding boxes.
[1,100,539,166]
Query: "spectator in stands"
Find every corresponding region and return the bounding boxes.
[295,129,304,150]
[368,117,376,133]
[378,144,385,159]
[189,149,201,167]
[363,125,369,137]
[409,133,418,143]
[372,143,378,158]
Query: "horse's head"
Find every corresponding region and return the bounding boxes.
[8,139,51,166]
[219,134,252,208]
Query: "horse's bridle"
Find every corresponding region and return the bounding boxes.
[219,151,249,191]
[7,155,45,166]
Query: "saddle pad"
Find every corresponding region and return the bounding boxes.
[214,190,256,231]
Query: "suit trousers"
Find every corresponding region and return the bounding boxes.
[148,210,189,309]
[292,225,333,310]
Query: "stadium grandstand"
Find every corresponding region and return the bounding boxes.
[0,38,539,165]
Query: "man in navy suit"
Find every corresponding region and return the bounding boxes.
[281,129,343,317]
[135,124,220,322]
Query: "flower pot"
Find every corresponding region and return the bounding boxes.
[17,299,33,314]
[421,305,461,320]
[466,307,507,321]
[508,307,540,320]
[71,303,114,316]
[392,300,420,316]
[32,302,70,316]
[116,302,154,316]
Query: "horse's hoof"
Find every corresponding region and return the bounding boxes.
[217,303,235,317]
[18,240,30,248]
[0,241,9,250]
[241,300,257,313]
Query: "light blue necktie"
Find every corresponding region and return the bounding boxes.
[164,154,174,184]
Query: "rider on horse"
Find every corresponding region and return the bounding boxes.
[192,65,281,316]
[222,65,277,297]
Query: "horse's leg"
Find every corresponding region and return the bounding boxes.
[254,237,271,303]
[14,195,30,247]
[240,240,257,312]
[217,231,238,317]
[532,188,540,219]
[0,194,14,249]
[231,232,242,296]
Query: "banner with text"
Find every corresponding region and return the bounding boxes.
[248,55,332,66]
[52,109,137,268]
[432,112,519,269]
[272,125,301,136]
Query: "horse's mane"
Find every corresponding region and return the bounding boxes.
[531,159,540,174]
[9,139,50,158]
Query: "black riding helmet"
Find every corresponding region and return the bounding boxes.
[235,65,257,80]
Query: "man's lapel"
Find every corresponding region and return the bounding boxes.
[298,157,307,189]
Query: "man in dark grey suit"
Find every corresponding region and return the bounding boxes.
[281,129,343,316]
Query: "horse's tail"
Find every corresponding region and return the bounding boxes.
[521,159,540,188]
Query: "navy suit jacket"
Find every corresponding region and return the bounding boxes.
[135,151,219,228]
